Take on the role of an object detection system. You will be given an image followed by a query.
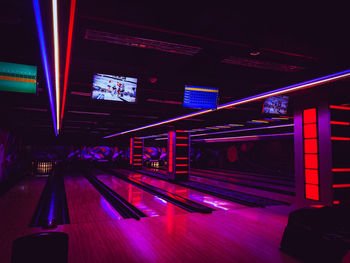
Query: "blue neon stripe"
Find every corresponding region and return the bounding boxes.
[33,0,57,136]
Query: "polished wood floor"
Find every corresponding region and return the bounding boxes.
[1,174,349,263]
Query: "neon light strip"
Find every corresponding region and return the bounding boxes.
[61,0,76,124]
[176,137,188,139]
[331,121,350,126]
[52,0,60,133]
[331,137,350,141]
[134,159,142,161]
[175,171,188,174]
[176,157,188,160]
[130,138,133,165]
[330,105,350,110]
[332,168,350,172]
[168,131,174,173]
[192,133,293,143]
[176,164,188,167]
[192,124,293,138]
[176,144,188,146]
[333,184,350,188]
[134,146,143,148]
[333,201,340,204]
[104,69,350,138]
[134,155,142,157]
[32,0,57,136]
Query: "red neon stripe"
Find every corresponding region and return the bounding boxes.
[333,184,350,188]
[169,131,174,173]
[303,124,317,138]
[134,159,142,161]
[134,155,142,157]
[331,121,350,126]
[176,144,188,146]
[61,0,76,123]
[333,201,340,204]
[303,108,317,124]
[176,130,186,132]
[305,184,319,200]
[134,146,143,148]
[134,141,143,143]
[330,105,350,110]
[332,168,350,172]
[176,164,188,167]
[176,137,188,139]
[176,157,188,160]
[331,137,350,141]
[175,171,188,173]
[130,138,133,164]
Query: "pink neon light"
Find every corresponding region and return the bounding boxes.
[169,131,174,173]
[331,137,350,141]
[333,184,350,188]
[332,168,350,172]
[176,144,188,146]
[175,171,188,174]
[176,137,188,139]
[330,105,350,110]
[331,121,350,126]
[176,157,188,160]
[176,164,188,167]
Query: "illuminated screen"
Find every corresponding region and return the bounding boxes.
[0,62,37,94]
[183,85,218,109]
[92,73,137,103]
[263,95,289,115]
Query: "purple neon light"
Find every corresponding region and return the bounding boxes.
[192,133,293,143]
[104,69,350,138]
[33,0,57,135]
[191,124,294,137]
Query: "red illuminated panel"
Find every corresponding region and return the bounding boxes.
[332,168,350,172]
[331,137,350,141]
[176,157,188,160]
[175,171,188,174]
[303,124,317,138]
[176,137,188,139]
[175,164,188,167]
[176,144,188,146]
[303,108,317,124]
[168,131,174,173]
[333,201,340,204]
[331,121,350,126]
[333,184,350,188]
[305,169,319,184]
[304,139,318,153]
[305,184,319,200]
[304,154,318,169]
[330,105,350,110]
[130,138,133,164]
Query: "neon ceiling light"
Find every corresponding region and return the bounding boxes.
[104,69,350,139]
[33,0,57,136]
[52,0,60,133]
[191,124,294,137]
[192,133,293,143]
[61,0,76,124]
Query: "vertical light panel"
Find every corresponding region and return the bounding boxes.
[303,108,320,200]
[32,0,57,135]
[168,131,175,173]
[52,0,60,133]
[61,0,76,124]
[130,138,133,165]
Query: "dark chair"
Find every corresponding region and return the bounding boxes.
[11,232,68,263]
[281,205,350,262]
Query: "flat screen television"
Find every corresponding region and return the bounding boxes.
[183,85,218,109]
[92,73,137,103]
[0,62,37,94]
[262,95,289,115]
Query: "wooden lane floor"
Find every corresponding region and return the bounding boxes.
[0,205,306,263]
[145,167,295,204]
[94,170,188,217]
[64,175,123,224]
[0,177,47,233]
[114,169,246,211]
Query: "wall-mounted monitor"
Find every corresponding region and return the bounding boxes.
[0,62,37,94]
[92,73,137,103]
[262,95,289,115]
[183,85,218,109]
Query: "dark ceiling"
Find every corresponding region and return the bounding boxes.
[1,0,349,145]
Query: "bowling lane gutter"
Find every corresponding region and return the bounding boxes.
[84,170,146,220]
[135,169,290,207]
[30,165,70,228]
[105,169,214,214]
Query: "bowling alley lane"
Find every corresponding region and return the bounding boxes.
[0,178,46,232]
[94,170,189,217]
[113,169,246,210]
[64,175,123,224]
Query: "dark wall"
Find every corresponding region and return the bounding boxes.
[191,139,294,178]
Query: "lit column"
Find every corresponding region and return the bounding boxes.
[131,138,143,169]
[168,130,190,181]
